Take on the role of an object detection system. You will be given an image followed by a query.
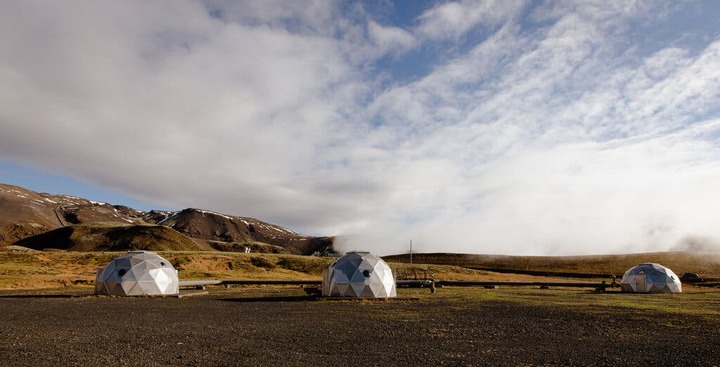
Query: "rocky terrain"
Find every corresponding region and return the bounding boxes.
[0,183,333,255]
[1,288,719,366]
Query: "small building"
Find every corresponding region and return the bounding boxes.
[322,251,396,298]
[95,251,179,296]
[620,263,682,293]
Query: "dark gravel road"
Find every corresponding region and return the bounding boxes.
[1,289,718,366]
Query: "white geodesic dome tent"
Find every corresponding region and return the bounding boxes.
[322,251,396,298]
[95,251,179,296]
[620,263,682,293]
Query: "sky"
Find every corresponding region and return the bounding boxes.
[1,0,720,256]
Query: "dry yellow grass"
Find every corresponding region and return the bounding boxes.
[2,249,718,291]
[0,250,335,290]
[387,251,720,277]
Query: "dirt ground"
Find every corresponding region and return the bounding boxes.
[1,287,719,367]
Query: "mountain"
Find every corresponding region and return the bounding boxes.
[146,208,333,255]
[0,183,334,255]
[0,183,134,245]
[13,223,206,252]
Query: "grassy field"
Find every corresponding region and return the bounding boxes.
[0,250,332,290]
[2,248,719,366]
[0,249,522,290]
[424,287,720,321]
[2,248,719,291]
[386,251,720,278]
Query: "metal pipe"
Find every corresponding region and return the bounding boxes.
[179,279,616,290]
[178,279,321,288]
[437,280,613,288]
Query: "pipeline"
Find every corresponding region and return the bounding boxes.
[180,279,619,291]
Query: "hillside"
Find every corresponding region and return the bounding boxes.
[0,184,78,244]
[384,252,720,278]
[0,184,146,245]
[13,223,208,252]
[0,183,334,254]
[146,208,333,255]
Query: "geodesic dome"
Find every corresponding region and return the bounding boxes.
[95,251,179,296]
[620,263,682,293]
[322,251,396,298]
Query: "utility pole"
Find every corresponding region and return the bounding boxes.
[409,240,413,265]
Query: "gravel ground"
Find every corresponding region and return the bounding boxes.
[1,288,719,366]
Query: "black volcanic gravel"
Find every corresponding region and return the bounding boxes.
[1,289,719,366]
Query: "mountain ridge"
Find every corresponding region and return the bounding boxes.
[0,183,334,255]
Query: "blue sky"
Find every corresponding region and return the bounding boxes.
[0,160,161,210]
[1,0,719,255]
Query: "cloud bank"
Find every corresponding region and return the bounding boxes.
[1,0,719,255]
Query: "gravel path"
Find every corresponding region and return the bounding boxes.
[1,289,718,366]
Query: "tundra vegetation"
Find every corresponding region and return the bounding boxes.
[2,249,719,366]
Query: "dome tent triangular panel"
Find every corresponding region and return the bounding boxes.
[620,263,682,293]
[351,282,367,297]
[322,251,396,298]
[359,285,376,298]
[109,283,124,295]
[95,251,179,296]
[126,281,145,296]
[368,280,383,296]
[350,268,367,283]
[334,283,350,295]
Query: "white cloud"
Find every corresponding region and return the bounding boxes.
[1,1,719,255]
[0,1,364,221]
[367,20,417,56]
[337,1,720,255]
[416,0,526,40]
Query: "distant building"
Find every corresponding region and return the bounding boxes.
[322,251,396,298]
[620,263,682,293]
[95,251,179,296]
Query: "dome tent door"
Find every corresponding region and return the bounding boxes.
[635,271,646,292]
